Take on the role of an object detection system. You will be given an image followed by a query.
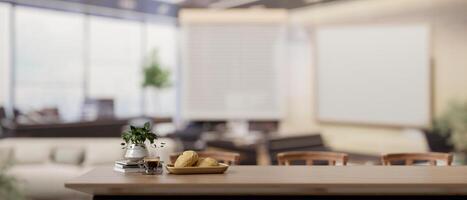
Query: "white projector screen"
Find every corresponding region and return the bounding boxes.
[315,25,430,127]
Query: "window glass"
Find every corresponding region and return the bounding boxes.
[88,16,142,118]
[0,3,10,107]
[144,23,178,117]
[15,6,84,121]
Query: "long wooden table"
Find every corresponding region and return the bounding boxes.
[66,166,467,199]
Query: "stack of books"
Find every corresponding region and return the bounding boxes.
[114,160,144,173]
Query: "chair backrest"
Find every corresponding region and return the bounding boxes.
[82,98,114,120]
[381,153,453,166]
[170,151,240,165]
[277,151,348,166]
[0,106,5,120]
[268,134,326,165]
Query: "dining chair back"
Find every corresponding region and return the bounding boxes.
[381,153,453,166]
[277,151,348,166]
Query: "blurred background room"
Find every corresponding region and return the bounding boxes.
[0,0,467,199]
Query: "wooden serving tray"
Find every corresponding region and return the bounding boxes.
[165,163,229,174]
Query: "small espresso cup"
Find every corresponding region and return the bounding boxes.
[140,157,163,175]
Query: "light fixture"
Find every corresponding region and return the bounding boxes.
[157,4,170,14]
[118,0,137,9]
[209,0,260,9]
[303,0,323,4]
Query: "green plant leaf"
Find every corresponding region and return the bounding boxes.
[0,160,24,199]
[121,122,160,146]
[432,99,467,152]
[142,49,171,89]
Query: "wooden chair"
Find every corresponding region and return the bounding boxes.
[170,151,240,165]
[381,153,453,166]
[277,151,348,166]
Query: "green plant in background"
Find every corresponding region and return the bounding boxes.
[141,49,172,116]
[142,49,171,89]
[121,122,164,148]
[0,162,23,200]
[432,100,467,152]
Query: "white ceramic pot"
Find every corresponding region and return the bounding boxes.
[124,144,148,161]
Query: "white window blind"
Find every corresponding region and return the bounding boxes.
[180,10,286,120]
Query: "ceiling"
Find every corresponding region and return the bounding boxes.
[0,0,345,21]
[176,0,342,9]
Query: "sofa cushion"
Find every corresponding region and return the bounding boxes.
[8,163,90,199]
[83,142,125,166]
[53,147,84,165]
[13,143,51,164]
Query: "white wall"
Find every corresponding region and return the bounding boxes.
[280,0,467,155]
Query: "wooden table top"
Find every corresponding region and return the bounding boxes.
[65,166,467,196]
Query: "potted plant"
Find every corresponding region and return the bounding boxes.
[141,49,171,116]
[121,122,158,161]
[432,100,467,163]
[0,162,23,200]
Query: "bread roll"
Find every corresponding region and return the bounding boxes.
[174,151,198,167]
[196,157,219,167]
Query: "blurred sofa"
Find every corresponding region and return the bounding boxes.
[0,137,181,200]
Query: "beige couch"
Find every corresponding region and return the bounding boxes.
[0,137,181,200]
